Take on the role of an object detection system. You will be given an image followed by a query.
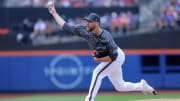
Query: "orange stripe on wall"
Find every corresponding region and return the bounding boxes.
[124,49,180,55]
[0,49,180,56]
[0,50,92,56]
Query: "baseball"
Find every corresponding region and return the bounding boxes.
[47,0,53,6]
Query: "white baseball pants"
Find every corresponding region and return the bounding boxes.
[85,47,143,101]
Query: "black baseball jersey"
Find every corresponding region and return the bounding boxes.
[63,23,118,60]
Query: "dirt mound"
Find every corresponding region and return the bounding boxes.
[135,99,180,101]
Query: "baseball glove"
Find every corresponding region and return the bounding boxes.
[93,46,109,58]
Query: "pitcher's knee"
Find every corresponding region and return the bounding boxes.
[114,84,127,92]
[93,68,100,75]
[92,70,98,76]
[114,86,123,92]
[93,69,103,77]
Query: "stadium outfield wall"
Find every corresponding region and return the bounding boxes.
[0,51,180,92]
[0,30,180,92]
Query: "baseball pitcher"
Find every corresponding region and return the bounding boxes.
[48,1,157,101]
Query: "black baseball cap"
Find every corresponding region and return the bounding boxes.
[84,13,100,22]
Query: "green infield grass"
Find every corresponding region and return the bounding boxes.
[0,91,180,101]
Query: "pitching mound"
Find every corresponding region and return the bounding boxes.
[135,99,180,101]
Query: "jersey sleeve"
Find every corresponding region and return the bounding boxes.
[62,23,88,37]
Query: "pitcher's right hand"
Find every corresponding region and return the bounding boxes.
[48,0,56,15]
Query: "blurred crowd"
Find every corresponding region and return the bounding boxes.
[4,0,139,8]
[155,0,180,30]
[3,0,179,46]
[2,0,139,45]
[101,11,138,34]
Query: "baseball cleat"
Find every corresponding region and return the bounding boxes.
[141,79,157,95]
[152,90,157,95]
